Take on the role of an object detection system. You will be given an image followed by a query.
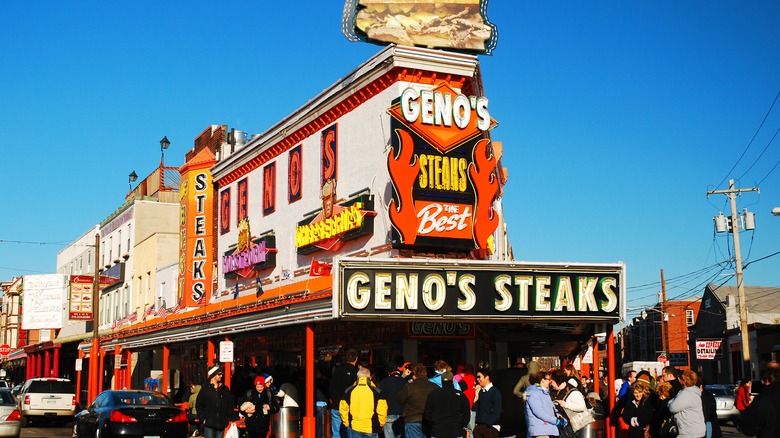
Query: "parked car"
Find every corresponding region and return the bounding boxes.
[16,377,76,426]
[73,390,188,438]
[0,382,10,390]
[705,384,740,425]
[0,389,21,438]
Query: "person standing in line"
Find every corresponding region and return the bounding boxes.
[187,382,202,436]
[525,370,561,438]
[696,379,721,438]
[330,349,360,438]
[617,371,637,401]
[397,363,438,438]
[239,375,280,438]
[378,361,411,438]
[735,376,752,415]
[662,367,682,399]
[620,381,653,438]
[339,368,388,438]
[472,368,502,438]
[513,360,541,399]
[430,360,452,388]
[424,371,470,438]
[455,363,477,437]
[740,362,780,438]
[195,365,236,438]
[667,370,706,438]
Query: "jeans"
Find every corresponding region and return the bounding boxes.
[348,430,378,438]
[405,422,425,438]
[203,426,221,438]
[332,408,345,438]
[384,414,402,438]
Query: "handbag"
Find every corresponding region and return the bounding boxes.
[568,409,595,432]
[558,423,578,438]
[223,421,239,438]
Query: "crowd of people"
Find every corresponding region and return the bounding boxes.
[173,355,780,438]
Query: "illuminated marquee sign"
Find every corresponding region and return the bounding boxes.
[335,258,624,321]
[387,82,499,253]
[222,218,277,278]
[295,192,376,255]
[180,162,215,307]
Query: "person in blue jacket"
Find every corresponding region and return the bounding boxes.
[526,370,565,438]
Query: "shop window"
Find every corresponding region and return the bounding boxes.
[686,309,695,326]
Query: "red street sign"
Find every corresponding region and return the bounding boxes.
[0,344,11,357]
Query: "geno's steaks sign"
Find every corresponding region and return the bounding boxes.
[333,257,624,321]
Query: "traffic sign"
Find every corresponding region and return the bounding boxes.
[0,344,10,357]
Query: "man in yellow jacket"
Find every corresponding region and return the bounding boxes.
[340,368,388,438]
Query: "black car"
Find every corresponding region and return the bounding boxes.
[73,390,188,438]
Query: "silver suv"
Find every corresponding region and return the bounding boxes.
[17,378,76,426]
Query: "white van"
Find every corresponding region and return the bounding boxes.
[16,378,76,426]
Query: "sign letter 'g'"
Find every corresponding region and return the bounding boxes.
[347,272,371,309]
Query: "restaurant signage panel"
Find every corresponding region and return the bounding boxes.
[334,257,624,321]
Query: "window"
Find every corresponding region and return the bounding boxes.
[118,229,122,257]
[686,309,695,326]
[127,223,131,251]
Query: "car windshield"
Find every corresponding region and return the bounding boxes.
[706,386,733,397]
[28,380,73,393]
[112,392,172,406]
[0,391,14,405]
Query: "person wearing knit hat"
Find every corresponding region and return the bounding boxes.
[239,374,279,438]
[196,364,236,438]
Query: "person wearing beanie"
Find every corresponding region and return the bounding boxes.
[329,349,359,438]
[424,371,470,438]
[239,375,279,438]
[378,361,411,438]
[196,365,236,438]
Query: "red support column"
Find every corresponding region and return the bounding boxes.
[606,326,616,438]
[98,348,106,394]
[114,346,122,390]
[303,323,315,438]
[207,339,215,367]
[53,346,60,377]
[162,345,170,396]
[223,337,231,390]
[76,349,84,404]
[35,352,42,377]
[44,350,51,377]
[593,337,600,396]
[27,354,34,380]
[125,349,133,389]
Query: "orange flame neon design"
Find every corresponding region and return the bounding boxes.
[469,139,499,249]
[387,129,420,245]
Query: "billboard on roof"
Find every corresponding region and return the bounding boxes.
[342,0,498,55]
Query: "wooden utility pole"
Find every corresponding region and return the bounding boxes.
[88,233,100,404]
[707,179,759,378]
[660,269,670,358]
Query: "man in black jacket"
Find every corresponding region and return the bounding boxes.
[473,368,502,438]
[329,349,359,438]
[425,371,470,438]
[196,365,236,438]
[741,362,780,438]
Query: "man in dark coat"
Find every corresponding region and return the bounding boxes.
[379,361,411,438]
[397,363,438,438]
[196,365,236,438]
[424,371,470,438]
[329,349,359,438]
[473,368,502,438]
[741,362,780,438]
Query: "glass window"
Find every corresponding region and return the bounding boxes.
[686,309,695,326]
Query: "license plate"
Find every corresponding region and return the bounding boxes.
[45,399,56,405]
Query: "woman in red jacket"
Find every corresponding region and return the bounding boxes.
[735,377,751,412]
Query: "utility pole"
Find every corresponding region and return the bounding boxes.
[88,233,100,404]
[660,269,670,359]
[707,179,759,378]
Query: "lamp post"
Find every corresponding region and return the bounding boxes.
[128,171,138,192]
[160,136,170,166]
[88,233,101,404]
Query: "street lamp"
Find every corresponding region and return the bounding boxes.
[160,136,170,165]
[128,171,138,191]
[772,207,780,216]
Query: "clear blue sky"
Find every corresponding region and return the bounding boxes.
[1,1,778,319]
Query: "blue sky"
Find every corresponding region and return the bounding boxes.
[1,1,778,319]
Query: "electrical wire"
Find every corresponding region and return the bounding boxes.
[736,125,780,182]
[715,89,780,190]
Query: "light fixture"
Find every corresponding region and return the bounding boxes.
[160,136,170,165]
[128,171,138,191]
